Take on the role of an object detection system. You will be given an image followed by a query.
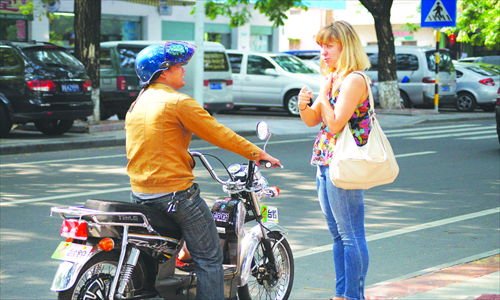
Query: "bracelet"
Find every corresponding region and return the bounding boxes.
[299,105,308,111]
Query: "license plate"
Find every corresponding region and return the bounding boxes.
[442,86,450,91]
[51,242,93,263]
[261,205,279,223]
[209,83,222,90]
[62,84,80,92]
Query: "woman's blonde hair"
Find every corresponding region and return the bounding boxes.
[316,20,370,77]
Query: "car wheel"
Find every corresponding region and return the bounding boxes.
[285,91,301,116]
[456,92,477,112]
[0,104,13,138]
[34,119,74,135]
[400,90,412,109]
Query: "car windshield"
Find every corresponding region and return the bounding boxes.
[426,50,455,72]
[271,55,319,74]
[24,47,83,68]
[118,46,145,69]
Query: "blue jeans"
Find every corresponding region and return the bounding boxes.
[131,183,224,300]
[316,166,369,300]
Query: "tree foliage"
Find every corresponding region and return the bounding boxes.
[447,0,500,49]
[203,0,308,28]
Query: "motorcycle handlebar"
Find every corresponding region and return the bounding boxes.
[189,151,280,194]
[258,160,284,169]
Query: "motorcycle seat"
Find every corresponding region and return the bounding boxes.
[84,199,182,240]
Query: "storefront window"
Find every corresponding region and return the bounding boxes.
[49,13,141,46]
[0,19,28,41]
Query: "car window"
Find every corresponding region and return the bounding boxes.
[480,56,500,66]
[464,65,498,76]
[426,50,455,72]
[204,51,229,72]
[367,53,419,71]
[247,55,275,75]
[0,46,23,75]
[456,70,463,78]
[100,48,112,69]
[366,53,378,71]
[271,55,318,74]
[396,54,419,71]
[23,47,84,68]
[118,47,145,70]
[228,53,243,74]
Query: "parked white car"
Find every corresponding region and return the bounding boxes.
[226,50,321,116]
[454,62,500,112]
[364,46,458,109]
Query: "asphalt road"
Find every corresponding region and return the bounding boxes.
[0,119,499,299]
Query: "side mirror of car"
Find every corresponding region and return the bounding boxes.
[264,68,279,76]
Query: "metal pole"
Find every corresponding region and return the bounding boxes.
[194,0,205,106]
[434,28,440,113]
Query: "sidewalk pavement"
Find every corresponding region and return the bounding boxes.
[366,252,500,300]
[0,108,495,156]
[1,109,498,299]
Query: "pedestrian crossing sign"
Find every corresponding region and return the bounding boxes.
[421,0,456,28]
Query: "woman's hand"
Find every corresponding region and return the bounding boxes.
[298,86,313,110]
[319,72,334,99]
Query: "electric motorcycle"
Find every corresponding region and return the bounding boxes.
[50,121,294,300]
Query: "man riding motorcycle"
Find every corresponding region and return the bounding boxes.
[125,41,281,300]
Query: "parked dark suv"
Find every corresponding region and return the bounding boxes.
[0,41,93,137]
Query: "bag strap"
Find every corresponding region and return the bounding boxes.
[352,71,376,118]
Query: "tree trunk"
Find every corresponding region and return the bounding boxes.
[74,0,101,124]
[359,0,401,109]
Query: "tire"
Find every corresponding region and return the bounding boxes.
[456,92,477,112]
[284,91,300,116]
[0,104,12,138]
[57,251,143,300]
[400,90,412,109]
[238,232,294,300]
[34,119,74,135]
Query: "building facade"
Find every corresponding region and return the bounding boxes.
[1,0,280,52]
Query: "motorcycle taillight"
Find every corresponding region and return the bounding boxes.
[61,219,88,240]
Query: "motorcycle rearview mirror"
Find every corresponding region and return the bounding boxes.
[256,121,271,151]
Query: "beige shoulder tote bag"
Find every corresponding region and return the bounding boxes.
[329,72,399,190]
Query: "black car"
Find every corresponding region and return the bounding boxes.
[0,41,93,137]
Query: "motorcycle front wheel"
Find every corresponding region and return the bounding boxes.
[238,232,294,300]
[57,251,143,300]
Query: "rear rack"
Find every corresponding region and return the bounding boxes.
[51,206,155,233]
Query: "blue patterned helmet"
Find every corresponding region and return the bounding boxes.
[135,41,196,86]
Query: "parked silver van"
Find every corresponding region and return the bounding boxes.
[99,40,233,119]
[364,46,457,108]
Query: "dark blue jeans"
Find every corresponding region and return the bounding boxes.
[316,166,369,300]
[131,183,224,300]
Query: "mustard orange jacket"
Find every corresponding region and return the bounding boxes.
[125,83,261,194]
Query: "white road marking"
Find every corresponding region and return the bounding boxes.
[294,207,500,259]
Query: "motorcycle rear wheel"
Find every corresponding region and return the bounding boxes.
[238,232,294,300]
[57,251,143,300]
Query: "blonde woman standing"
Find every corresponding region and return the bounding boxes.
[298,21,372,300]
